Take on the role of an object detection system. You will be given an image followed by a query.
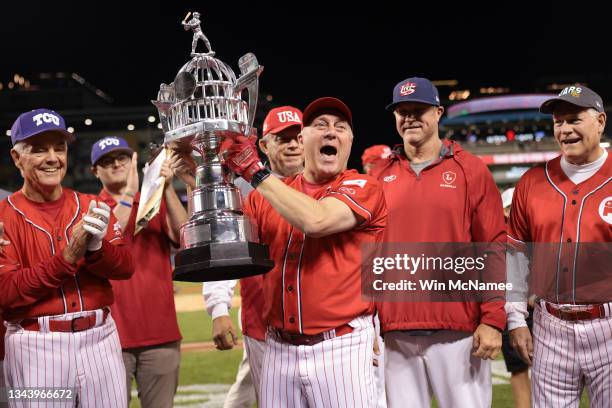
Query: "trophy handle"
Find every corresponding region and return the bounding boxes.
[235,53,264,130]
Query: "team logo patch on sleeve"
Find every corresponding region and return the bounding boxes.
[342,179,367,188]
[599,196,612,225]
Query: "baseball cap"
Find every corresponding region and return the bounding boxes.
[361,145,391,166]
[501,187,515,209]
[10,108,74,146]
[91,136,134,165]
[302,97,353,128]
[540,84,604,114]
[262,106,303,137]
[386,77,440,110]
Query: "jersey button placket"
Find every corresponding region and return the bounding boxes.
[283,230,302,332]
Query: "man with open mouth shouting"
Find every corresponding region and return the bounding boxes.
[221,97,388,407]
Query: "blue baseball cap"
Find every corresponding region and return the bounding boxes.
[386,77,441,110]
[91,136,134,165]
[10,108,74,146]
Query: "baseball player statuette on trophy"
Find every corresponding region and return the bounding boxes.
[152,11,273,282]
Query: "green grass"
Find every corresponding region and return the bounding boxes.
[179,349,244,385]
[174,281,241,295]
[128,308,593,408]
[128,349,243,408]
[177,309,242,343]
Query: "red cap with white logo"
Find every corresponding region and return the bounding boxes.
[262,106,303,137]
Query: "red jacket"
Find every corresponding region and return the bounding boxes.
[371,140,506,333]
[0,189,134,322]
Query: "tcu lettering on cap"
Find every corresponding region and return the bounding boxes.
[400,82,416,96]
[98,137,121,150]
[276,110,301,124]
[32,112,60,126]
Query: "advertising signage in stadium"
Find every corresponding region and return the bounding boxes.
[477,151,560,165]
[447,94,556,119]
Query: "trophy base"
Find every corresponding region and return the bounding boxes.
[173,241,274,282]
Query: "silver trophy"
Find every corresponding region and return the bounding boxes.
[152,11,273,282]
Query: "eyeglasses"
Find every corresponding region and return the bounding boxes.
[97,153,131,168]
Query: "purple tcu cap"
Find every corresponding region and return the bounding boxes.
[386,77,441,110]
[10,108,74,146]
[91,136,134,165]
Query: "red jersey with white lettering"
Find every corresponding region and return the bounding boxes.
[244,170,387,335]
[98,190,182,349]
[0,188,134,322]
[507,154,611,302]
[371,140,507,333]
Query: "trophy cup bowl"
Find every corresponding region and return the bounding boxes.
[152,17,273,282]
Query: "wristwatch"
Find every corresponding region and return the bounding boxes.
[250,168,271,188]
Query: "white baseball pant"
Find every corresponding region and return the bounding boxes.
[1,359,6,408]
[373,314,387,408]
[4,310,126,408]
[532,304,612,408]
[223,335,265,408]
[384,330,491,408]
[259,315,377,408]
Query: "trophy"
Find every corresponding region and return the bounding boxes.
[152,11,273,282]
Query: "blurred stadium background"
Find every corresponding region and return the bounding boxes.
[1,72,609,194]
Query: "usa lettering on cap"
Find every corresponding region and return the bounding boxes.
[276,110,301,123]
[400,82,416,96]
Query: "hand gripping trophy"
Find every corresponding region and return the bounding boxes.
[153,11,273,282]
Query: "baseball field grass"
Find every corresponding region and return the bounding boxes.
[126,282,590,407]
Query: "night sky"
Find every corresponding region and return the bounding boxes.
[2,3,610,166]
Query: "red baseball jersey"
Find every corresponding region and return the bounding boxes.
[0,319,4,359]
[98,190,182,349]
[508,154,611,302]
[240,275,266,341]
[371,140,507,333]
[0,189,134,322]
[244,170,387,335]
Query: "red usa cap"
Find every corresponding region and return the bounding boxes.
[262,106,303,137]
[302,97,353,128]
[361,144,391,165]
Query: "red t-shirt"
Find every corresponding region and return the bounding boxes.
[98,190,182,349]
[245,170,387,335]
